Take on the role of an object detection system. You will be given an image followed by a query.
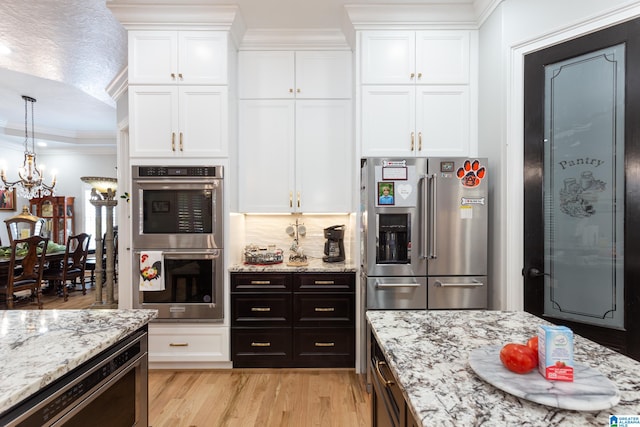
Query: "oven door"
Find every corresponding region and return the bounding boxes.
[132,179,223,249]
[133,250,224,321]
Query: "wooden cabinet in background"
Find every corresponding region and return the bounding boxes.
[230,272,355,368]
[30,196,74,244]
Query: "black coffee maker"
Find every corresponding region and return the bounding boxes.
[323,225,345,262]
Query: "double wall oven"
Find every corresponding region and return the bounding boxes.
[131,165,224,321]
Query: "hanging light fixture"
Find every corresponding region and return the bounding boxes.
[1,95,56,199]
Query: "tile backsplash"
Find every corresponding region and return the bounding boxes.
[229,214,355,265]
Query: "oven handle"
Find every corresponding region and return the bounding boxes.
[135,250,222,259]
[132,179,222,185]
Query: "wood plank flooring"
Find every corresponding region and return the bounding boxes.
[148,369,371,427]
[10,279,373,427]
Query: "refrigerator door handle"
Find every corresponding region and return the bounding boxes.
[421,174,428,260]
[428,173,438,259]
[433,280,484,288]
[376,281,421,288]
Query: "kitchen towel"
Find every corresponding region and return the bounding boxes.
[139,251,165,291]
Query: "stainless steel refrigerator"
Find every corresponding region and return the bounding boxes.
[361,157,489,311]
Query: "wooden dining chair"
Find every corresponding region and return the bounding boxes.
[1,235,49,309]
[42,233,91,302]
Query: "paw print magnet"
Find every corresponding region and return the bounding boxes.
[457,159,486,188]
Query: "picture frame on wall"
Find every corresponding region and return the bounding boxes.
[0,189,16,211]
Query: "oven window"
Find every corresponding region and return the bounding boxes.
[142,189,213,234]
[142,258,214,304]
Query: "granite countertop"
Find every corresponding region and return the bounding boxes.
[229,257,357,273]
[367,310,640,426]
[0,309,157,414]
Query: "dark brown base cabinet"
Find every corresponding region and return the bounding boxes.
[231,272,355,368]
[370,332,420,427]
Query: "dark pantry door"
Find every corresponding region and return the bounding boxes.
[523,17,640,360]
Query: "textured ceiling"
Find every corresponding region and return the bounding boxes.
[0,0,476,150]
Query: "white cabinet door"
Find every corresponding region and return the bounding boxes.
[360,31,414,84]
[296,100,353,212]
[129,86,178,157]
[238,100,295,212]
[238,51,295,99]
[179,86,228,157]
[361,86,416,157]
[416,86,470,156]
[415,31,470,84]
[129,30,227,85]
[295,51,352,99]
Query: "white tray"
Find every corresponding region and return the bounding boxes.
[468,345,620,411]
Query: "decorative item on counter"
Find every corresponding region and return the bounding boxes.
[286,218,308,266]
[243,243,283,265]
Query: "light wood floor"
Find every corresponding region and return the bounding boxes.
[12,280,373,427]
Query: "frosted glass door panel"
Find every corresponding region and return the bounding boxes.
[543,45,625,329]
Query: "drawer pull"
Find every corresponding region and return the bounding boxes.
[315,307,335,312]
[251,307,271,312]
[315,342,335,347]
[250,280,271,285]
[169,343,189,347]
[314,280,335,285]
[251,342,271,347]
[374,360,395,387]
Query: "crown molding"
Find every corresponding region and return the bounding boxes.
[239,29,351,50]
[345,4,479,30]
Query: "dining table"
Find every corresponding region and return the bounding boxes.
[0,247,68,299]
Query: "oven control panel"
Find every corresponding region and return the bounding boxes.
[136,166,223,178]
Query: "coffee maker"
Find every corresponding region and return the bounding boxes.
[323,225,345,263]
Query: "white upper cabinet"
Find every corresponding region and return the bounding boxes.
[361,30,470,85]
[239,50,352,99]
[129,31,228,85]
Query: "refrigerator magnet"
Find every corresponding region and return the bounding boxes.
[378,182,395,205]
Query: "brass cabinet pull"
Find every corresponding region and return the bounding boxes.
[169,342,189,347]
[250,280,271,285]
[374,360,395,387]
[297,192,301,208]
[410,72,415,79]
[171,73,176,79]
[296,88,301,93]
[289,88,294,93]
[251,307,271,312]
[289,191,293,208]
[314,280,335,285]
[410,132,415,151]
[315,342,335,347]
[178,73,183,80]
[417,72,422,79]
[314,307,335,312]
[251,342,271,347]
[179,132,183,151]
[418,132,422,151]
[171,132,176,151]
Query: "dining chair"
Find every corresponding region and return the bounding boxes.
[42,233,91,302]
[1,235,49,309]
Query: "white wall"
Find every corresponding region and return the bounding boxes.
[478,0,640,310]
[0,145,117,244]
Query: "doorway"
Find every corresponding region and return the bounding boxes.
[523,17,640,360]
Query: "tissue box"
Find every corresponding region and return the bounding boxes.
[538,325,574,381]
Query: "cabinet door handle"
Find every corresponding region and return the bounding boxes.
[171,73,176,80]
[169,342,189,347]
[374,360,395,387]
[250,280,271,285]
[289,191,293,208]
[178,73,183,80]
[289,88,294,93]
[251,307,271,312]
[251,342,271,347]
[315,307,335,312]
[314,280,335,285]
[171,132,176,151]
[296,88,301,93]
[410,72,415,79]
[315,342,335,347]
[179,132,184,151]
[297,192,301,208]
[417,72,422,79]
[418,131,422,151]
[410,132,415,151]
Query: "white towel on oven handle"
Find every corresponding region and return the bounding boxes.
[139,251,165,291]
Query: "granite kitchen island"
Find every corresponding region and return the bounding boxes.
[0,309,157,424]
[367,310,640,426]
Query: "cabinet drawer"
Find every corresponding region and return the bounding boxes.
[148,324,229,362]
[232,294,292,326]
[293,294,354,326]
[293,327,355,368]
[294,273,355,292]
[231,328,292,368]
[231,273,292,292]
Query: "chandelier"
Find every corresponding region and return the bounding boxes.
[1,95,56,199]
